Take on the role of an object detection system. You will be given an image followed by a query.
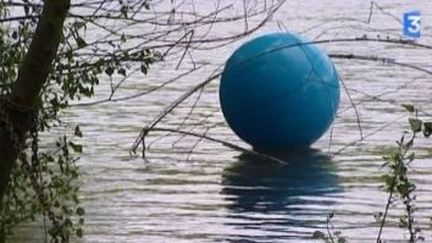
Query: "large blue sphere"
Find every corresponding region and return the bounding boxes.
[219,33,340,152]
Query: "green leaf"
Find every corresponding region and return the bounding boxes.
[121,6,129,18]
[76,228,83,238]
[64,218,73,227]
[76,207,85,216]
[48,228,57,237]
[73,21,87,30]
[338,238,347,243]
[381,174,394,187]
[312,230,325,239]
[75,125,83,137]
[423,122,432,137]
[105,67,114,76]
[118,68,126,76]
[409,118,422,133]
[402,104,415,113]
[141,63,148,75]
[69,142,83,153]
[76,36,87,49]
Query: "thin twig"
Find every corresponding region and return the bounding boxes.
[376,187,394,242]
[339,77,364,140]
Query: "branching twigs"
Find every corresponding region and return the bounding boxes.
[302,0,401,37]
[241,37,432,64]
[330,54,432,76]
[171,86,206,147]
[367,1,401,25]
[62,37,432,64]
[0,15,38,22]
[131,34,432,160]
[326,213,336,243]
[174,30,194,69]
[184,125,212,162]
[175,0,286,50]
[131,70,222,155]
[376,107,428,243]
[141,127,287,165]
[58,0,286,111]
[376,187,394,243]
[328,54,432,155]
[333,113,407,156]
[338,75,430,116]
[71,63,208,107]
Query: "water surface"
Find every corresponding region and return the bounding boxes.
[11,0,432,242]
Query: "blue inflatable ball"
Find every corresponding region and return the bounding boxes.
[219,33,340,152]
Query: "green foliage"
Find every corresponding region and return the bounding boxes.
[317,105,431,243]
[0,131,84,242]
[423,122,432,138]
[376,105,431,243]
[0,1,157,241]
[0,2,81,242]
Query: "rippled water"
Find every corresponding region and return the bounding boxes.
[10,0,432,242]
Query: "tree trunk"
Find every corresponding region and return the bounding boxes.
[0,0,70,227]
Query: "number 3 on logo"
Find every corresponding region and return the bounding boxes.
[403,10,421,39]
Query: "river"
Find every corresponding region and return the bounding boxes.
[10,0,432,242]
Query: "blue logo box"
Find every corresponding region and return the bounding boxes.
[403,10,421,39]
